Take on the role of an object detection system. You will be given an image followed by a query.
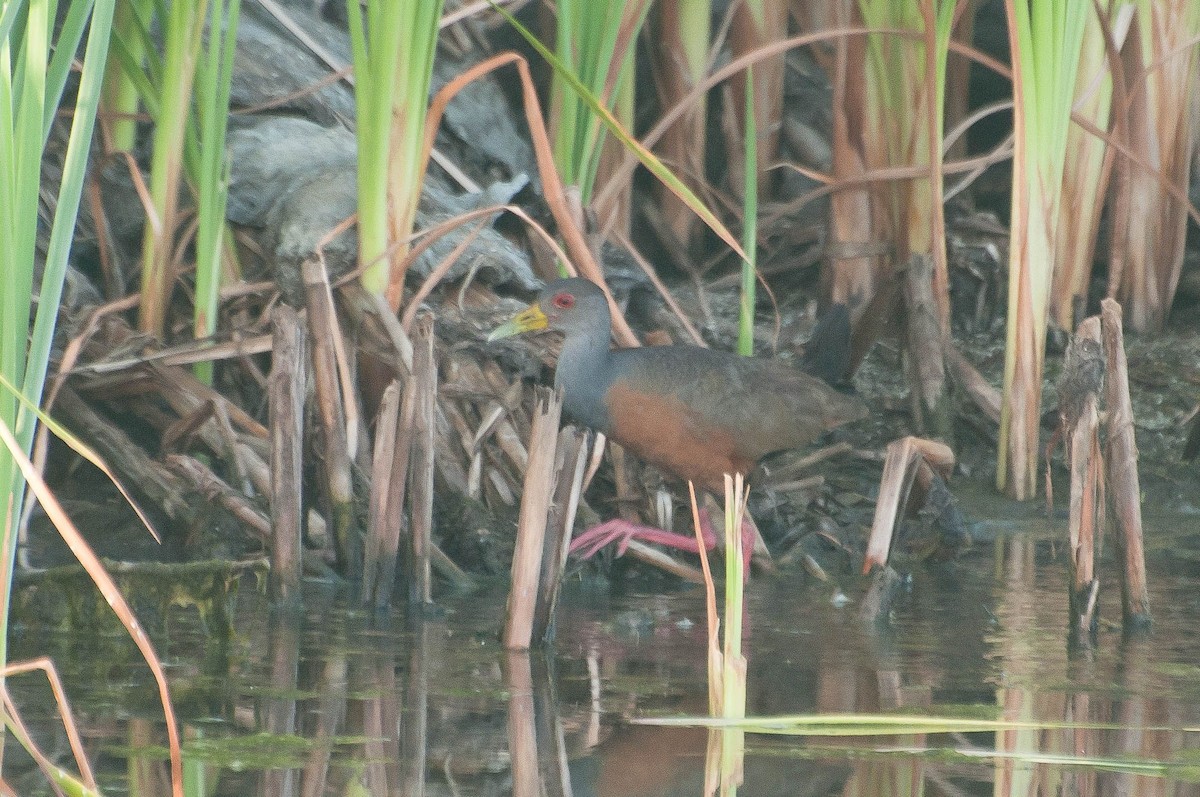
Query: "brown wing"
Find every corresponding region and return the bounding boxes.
[602,347,866,491]
[604,380,752,492]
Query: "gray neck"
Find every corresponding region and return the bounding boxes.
[554,324,613,433]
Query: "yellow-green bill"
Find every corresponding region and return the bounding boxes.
[487,304,549,342]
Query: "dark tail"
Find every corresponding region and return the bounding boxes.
[1185,411,1200,461]
[802,303,853,387]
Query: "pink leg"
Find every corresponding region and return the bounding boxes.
[571,510,756,572]
[569,518,714,560]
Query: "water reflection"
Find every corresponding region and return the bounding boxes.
[10,523,1200,796]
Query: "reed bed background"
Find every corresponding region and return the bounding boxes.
[1,0,1198,790]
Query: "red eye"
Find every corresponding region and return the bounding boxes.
[552,292,575,309]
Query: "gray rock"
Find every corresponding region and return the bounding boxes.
[231,3,355,126]
[223,3,539,298]
[227,117,537,299]
[432,52,535,181]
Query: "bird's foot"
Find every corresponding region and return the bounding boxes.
[569,518,709,560]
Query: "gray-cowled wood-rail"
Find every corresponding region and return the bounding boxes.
[489,277,867,564]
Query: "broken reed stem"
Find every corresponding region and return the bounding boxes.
[533,426,588,643]
[364,381,409,608]
[408,314,438,606]
[1062,316,1104,639]
[714,474,749,795]
[503,387,562,651]
[721,474,748,714]
[1067,395,1101,637]
[688,480,722,715]
[1099,299,1151,627]
[268,305,305,604]
[302,257,357,576]
[862,436,955,573]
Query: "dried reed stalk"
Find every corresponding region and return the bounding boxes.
[1099,299,1150,627]
[730,0,786,196]
[904,253,950,436]
[946,344,1002,423]
[1108,1,1200,332]
[165,454,270,541]
[303,257,356,573]
[1050,1,1125,329]
[651,0,711,250]
[821,0,892,373]
[268,305,305,603]
[533,426,588,642]
[623,539,706,583]
[408,314,438,606]
[862,436,955,573]
[1,657,99,793]
[1,421,184,792]
[503,388,562,650]
[427,50,653,346]
[1061,316,1104,638]
[55,387,192,523]
[364,381,408,608]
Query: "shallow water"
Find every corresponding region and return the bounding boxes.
[9,497,1200,796]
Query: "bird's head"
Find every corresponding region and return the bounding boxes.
[488,278,610,342]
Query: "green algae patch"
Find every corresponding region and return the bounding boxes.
[11,558,267,639]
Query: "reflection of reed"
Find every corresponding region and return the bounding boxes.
[505,650,573,797]
[994,687,1037,797]
[129,717,173,794]
[1063,691,1099,797]
[100,538,1200,795]
[263,609,300,797]
[992,537,1111,797]
[988,533,1200,797]
[580,713,708,796]
[359,661,399,791]
[994,536,1040,797]
[533,655,573,796]
[506,651,539,797]
[820,651,927,797]
[300,637,347,797]
[705,727,746,797]
[400,620,431,797]
[1106,637,1178,797]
